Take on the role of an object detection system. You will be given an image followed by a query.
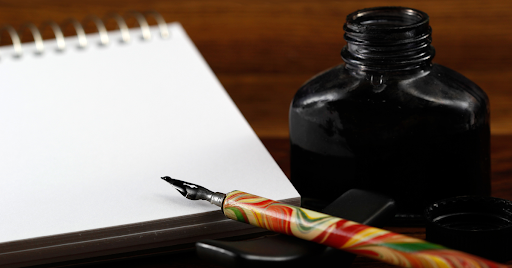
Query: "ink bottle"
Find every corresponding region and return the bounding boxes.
[289,7,490,223]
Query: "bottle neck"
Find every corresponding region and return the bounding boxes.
[340,7,435,74]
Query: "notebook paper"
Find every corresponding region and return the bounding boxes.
[0,23,299,265]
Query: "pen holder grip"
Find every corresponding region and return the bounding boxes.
[223,191,507,268]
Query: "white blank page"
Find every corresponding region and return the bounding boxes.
[0,23,299,243]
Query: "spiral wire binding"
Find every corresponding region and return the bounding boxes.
[19,23,44,55]
[104,13,130,43]
[83,15,109,46]
[40,21,66,51]
[0,25,22,57]
[0,11,169,59]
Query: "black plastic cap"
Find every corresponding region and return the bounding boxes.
[425,196,512,262]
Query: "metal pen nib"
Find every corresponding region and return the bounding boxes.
[161,176,226,207]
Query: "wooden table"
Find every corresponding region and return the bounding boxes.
[1,0,511,267]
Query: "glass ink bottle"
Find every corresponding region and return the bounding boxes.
[289,7,490,223]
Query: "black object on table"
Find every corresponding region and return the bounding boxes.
[196,189,396,267]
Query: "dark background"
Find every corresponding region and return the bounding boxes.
[1,1,511,267]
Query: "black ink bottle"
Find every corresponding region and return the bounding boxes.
[289,7,490,223]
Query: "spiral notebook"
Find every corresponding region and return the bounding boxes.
[0,14,299,267]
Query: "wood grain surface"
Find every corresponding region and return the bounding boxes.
[0,0,511,137]
[1,0,511,267]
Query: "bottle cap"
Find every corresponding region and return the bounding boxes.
[425,196,512,262]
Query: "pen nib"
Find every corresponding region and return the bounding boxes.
[160,176,226,207]
[161,176,189,197]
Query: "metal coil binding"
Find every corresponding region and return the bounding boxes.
[40,21,66,51]
[104,13,130,43]
[19,23,44,54]
[0,11,169,59]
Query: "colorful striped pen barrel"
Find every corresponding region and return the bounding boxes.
[162,177,508,268]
